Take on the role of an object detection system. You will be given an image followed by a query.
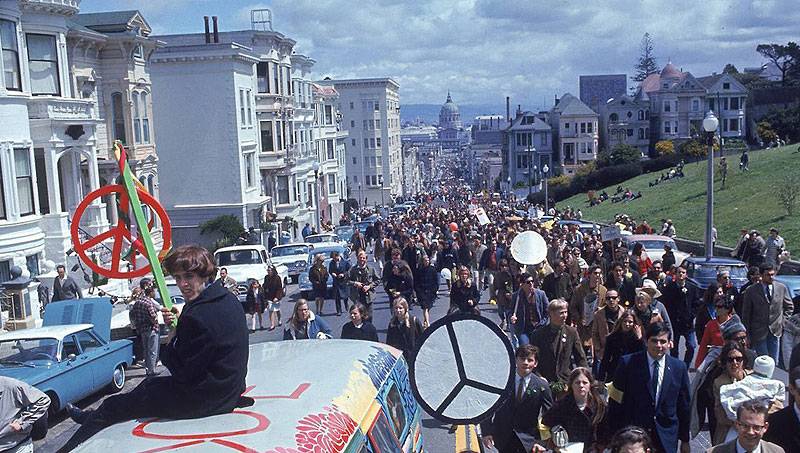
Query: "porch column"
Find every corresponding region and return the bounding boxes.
[44,146,62,213]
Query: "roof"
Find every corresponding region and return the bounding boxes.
[684,256,747,265]
[73,10,150,35]
[508,112,551,131]
[660,62,682,79]
[311,82,337,97]
[73,340,404,452]
[0,324,93,342]
[553,93,597,117]
[696,74,724,89]
[641,73,661,93]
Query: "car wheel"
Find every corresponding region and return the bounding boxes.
[291,275,298,284]
[45,391,60,418]
[108,364,126,393]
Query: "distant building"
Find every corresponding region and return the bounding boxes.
[321,78,401,206]
[504,109,553,192]
[400,143,422,197]
[548,94,599,176]
[471,115,504,145]
[438,92,469,149]
[400,125,438,143]
[580,74,627,113]
[598,90,651,156]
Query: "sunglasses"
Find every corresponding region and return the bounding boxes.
[607,295,619,299]
[523,280,534,285]
[727,356,744,363]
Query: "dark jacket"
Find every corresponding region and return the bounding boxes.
[599,330,644,382]
[764,404,800,452]
[414,264,439,307]
[52,276,82,301]
[159,282,249,418]
[308,263,329,293]
[449,281,480,314]
[328,258,351,298]
[542,393,604,446]
[341,321,379,342]
[511,288,549,334]
[661,280,697,335]
[608,351,691,453]
[386,271,414,302]
[386,316,423,362]
[494,270,515,308]
[530,323,587,383]
[606,276,637,307]
[245,287,265,314]
[262,273,284,301]
[542,271,573,302]
[480,373,553,451]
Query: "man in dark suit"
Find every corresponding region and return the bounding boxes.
[606,261,637,307]
[481,345,553,453]
[709,400,785,453]
[741,264,794,363]
[608,322,691,453]
[763,366,800,451]
[659,266,698,368]
[530,299,586,384]
[52,264,82,301]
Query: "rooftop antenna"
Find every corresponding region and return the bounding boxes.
[251,9,273,31]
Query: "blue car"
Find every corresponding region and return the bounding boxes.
[0,299,134,415]
[776,275,800,304]
[298,244,350,299]
[683,257,748,298]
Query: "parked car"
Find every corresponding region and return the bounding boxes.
[214,245,289,299]
[0,299,134,416]
[269,243,313,283]
[305,233,347,249]
[556,219,600,236]
[334,225,355,243]
[621,234,690,267]
[683,257,748,299]
[775,275,800,305]
[354,220,373,234]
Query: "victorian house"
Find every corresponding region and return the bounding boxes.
[548,93,599,175]
[0,1,160,327]
[598,90,651,156]
[504,109,553,191]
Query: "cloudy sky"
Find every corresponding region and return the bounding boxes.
[80,0,798,111]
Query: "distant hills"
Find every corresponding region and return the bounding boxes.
[401,104,506,125]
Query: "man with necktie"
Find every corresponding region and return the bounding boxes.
[608,322,691,453]
[708,400,785,453]
[741,265,793,363]
[481,345,553,453]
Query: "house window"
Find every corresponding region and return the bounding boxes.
[328,175,336,194]
[564,123,570,129]
[627,129,633,137]
[580,123,586,133]
[638,128,645,139]
[588,122,593,133]
[140,92,150,143]
[637,110,644,120]
[349,101,353,109]
[326,139,335,160]
[0,160,5,219]
[26,254,39,277]
[14,148,33,216]
[370,138,375,148]
[246,89,253,126]
[374,102,380,112]
[376,137,381,147]
[542,134,547,146]
[260,121,274,152]
[673,123,678,134]
[257,62,269,93]
[324,105,333,124]
[245,152,256,188]
[663,101,671,112]
[692,99,699,112]
[730,97,739,110]
[664,121,671,134]
[610,113,619,122]
[111,92,126,143]
[723,82,730,90]
[26,33,60,95]
[276,175,290,204]
[729,119,739,132]
[375,119,381,129]
[1,20,21,91]
[353,157,357,165]
[239,89,246,126]
[363,120,368,129]
[351,138,356,146]
[350,120,355,128]
[363,138,369,148]
[272,62,279,95]
[722,98,729,111]
[132,92,141,143]
[132,44,144,59]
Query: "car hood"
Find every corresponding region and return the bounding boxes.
[0,364,55,384]
[271,255,306,265]
[223,264,267,282]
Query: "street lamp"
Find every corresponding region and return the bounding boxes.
[527,143,536,196]
[703,110,719,261]
[312,161,321,232]
[542,164,550,214]
[506,176,511,197]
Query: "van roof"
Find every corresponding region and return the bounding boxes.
[74,340,404,451]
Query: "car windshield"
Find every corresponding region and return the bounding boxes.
[0,338,58,363]
[216,250,262,266]
[307,235,338,243]
[335,226,354,240]
[271,246,309,257]
[693,264,748,280]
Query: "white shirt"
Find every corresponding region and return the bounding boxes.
[646,353,666,402]
[736,439,762,453]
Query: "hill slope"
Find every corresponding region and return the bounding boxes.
[560,144,800,253]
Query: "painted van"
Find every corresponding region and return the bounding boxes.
[73,340,424,452]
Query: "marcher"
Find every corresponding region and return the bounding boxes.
[449,265,480,315]
[283,299,332,340]
[414,254,439,329]
[340,304,379,342]
[530,299,587,385]
[52,264,82,301]
[598,309,644,382]
[308,254,329,315]
[763,366,800,451]
[216,267,238,295]
[385,298,423,363]
[542,367,608,451]
[245,279,266,332]
[328,251,351,316]
[262,265,284,330]
[61,245,250,451]
[0,376,50,452]
[741,265,793,363]
[348,251,380,319]
[707,400,784,453]
[129,278,161,377]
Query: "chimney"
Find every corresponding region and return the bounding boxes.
[203,16,210,43]
[212,16,219,43]
[554,94,559,106]
[506,97,510,124]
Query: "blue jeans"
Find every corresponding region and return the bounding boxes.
[752,333,780,363]
[670,331,697,368]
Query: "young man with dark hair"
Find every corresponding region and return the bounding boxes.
[608,322,691,453]
[709,401,785,452]
[741,264,793,363]
[481,345,553,453]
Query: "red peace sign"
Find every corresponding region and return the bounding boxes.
[70,184,172,279]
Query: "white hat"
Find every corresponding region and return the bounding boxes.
[636,279,662,299]
[753,355,775,379]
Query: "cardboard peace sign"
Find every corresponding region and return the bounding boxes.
[70,184,172,279]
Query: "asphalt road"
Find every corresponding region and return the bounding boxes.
[34,253,758,452]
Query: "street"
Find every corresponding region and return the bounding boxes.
[35,255,483,452]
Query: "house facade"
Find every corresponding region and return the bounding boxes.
[549,93,599,175]
[505,109,553,191]
[598,90,651,156]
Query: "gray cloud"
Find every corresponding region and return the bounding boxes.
[80,0,799,109]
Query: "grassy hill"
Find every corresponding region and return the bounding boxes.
[560,144,800,254]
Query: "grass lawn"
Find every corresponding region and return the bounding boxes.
[560,144,800,254]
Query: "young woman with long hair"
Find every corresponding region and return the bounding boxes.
[283,299,332,340]
[543,367,608,451]
[599,309,644,382]
[385,297,423,362]
[245,279,266,332]
[262,265,284,330]
[450,265,480,315]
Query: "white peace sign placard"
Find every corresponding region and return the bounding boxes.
[410,313,514,424]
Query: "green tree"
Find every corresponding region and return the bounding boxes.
[598,144,641,167]
[776,174,800,216]
[681,140,707,159]
[200,215,244,250]
[633,33,660,82]
[761,106,800,142]
[756,42,800,85]
[723,63,739,74]
[757,121,778,143]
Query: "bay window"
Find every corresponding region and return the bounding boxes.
[26,33,59,95]
[1,20,21,90]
